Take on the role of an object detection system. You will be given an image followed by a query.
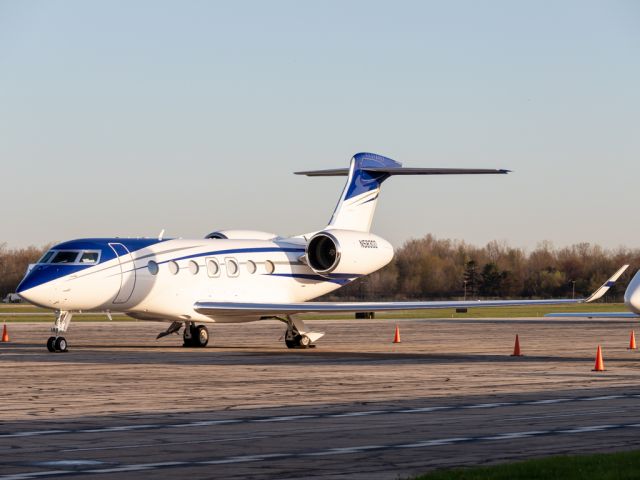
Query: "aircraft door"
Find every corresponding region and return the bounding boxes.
[109,243,137,304]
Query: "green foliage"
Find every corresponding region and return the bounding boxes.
[0,243,48,298]
[329,235,640,301]
[412,450,640,480]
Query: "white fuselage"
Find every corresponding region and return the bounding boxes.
[20,236,393,324]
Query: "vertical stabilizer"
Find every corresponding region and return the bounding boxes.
[327,152,399,232]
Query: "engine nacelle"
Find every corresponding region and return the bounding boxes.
[305,229,394,276]
[205,230,277,240]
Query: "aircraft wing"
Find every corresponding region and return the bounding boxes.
[544,312,639,319]
[196,298,580,317]
[195,265,629,317]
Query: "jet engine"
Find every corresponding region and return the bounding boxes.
[305,229,393,276]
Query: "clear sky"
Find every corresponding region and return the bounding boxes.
[1,1,639,250]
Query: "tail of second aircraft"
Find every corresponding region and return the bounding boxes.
[295,152,510,233]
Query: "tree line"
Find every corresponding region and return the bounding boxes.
[0,243,47,299]
[1,236,638,301]
[328,235,640,302]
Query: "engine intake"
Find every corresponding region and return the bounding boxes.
[305,229,393,276]
[307,232,341,273]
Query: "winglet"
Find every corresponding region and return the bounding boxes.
[584,265,629,303]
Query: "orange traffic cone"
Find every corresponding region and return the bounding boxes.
[1,323,9,342]
[592,345,605,372]
[393,325,401,344]
[628,331,637,350]
[511,334,522,356]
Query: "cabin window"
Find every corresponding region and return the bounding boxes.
[79,251,99,264]
[226,258,239,277]
[206,258,220,277]
[148,261,159,275]
[168,261,179,275]
[188,260,199,275]
[247,260,257,274]
[264,260,275,274]
[51,251,80,264]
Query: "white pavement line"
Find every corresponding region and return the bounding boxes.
[1,393,637,440]
[483,431,548,440]
[60,434,268,452]
[559,425,616,434]
[252,415,316,422]
[0,472,69,480]
[0,430,69,438]
[463,402,514,409]
[398,437,470,448]
[397,407,450,413]
[524,398,571,405]
[167,419,242,428]
[329,410,386,417]
[2,422,640,479]
[303,445,383,456]
[582,395,624,401]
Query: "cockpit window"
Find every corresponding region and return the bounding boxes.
[51,251,80,264]
[39,251,55,264]
[79,251,99,264]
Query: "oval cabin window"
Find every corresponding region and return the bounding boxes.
[264,260,275,274]
[148,260,159,275]
[168,261,179,275]
[226,259,238,276]
[207,259,220,277]
[188,260,199,275]
[247,260,257,274]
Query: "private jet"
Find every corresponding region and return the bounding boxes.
[16,152,629,352]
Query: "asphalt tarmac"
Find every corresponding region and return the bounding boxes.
[1,317,640,479]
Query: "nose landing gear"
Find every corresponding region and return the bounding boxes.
[47,336,68,352]
[46,311,72,353]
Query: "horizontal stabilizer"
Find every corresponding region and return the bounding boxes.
[295,167,510,176]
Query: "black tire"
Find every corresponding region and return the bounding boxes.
[195,325,209,347]
[285,337,297,349]
[54,336,68,352]
[46,336,56,352]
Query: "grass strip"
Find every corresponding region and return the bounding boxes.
[413,450,640,480]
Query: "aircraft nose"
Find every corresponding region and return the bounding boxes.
[624,270,640,314]
[16,271,57,309]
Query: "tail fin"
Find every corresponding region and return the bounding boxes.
[321,153,398,232]
[295,152,510,233]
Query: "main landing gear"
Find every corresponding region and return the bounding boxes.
[281,315,324,349]
[46,311,72,352]
[182,321,209,348]
[156,321,210,347]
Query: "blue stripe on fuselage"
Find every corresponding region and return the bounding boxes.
[156,247,305,265]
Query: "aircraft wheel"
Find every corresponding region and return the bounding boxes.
[299,335,311,348]
[46,336,56,352]
[285,336,297,349]
[54,336,68,352]
[195,325,209,347]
